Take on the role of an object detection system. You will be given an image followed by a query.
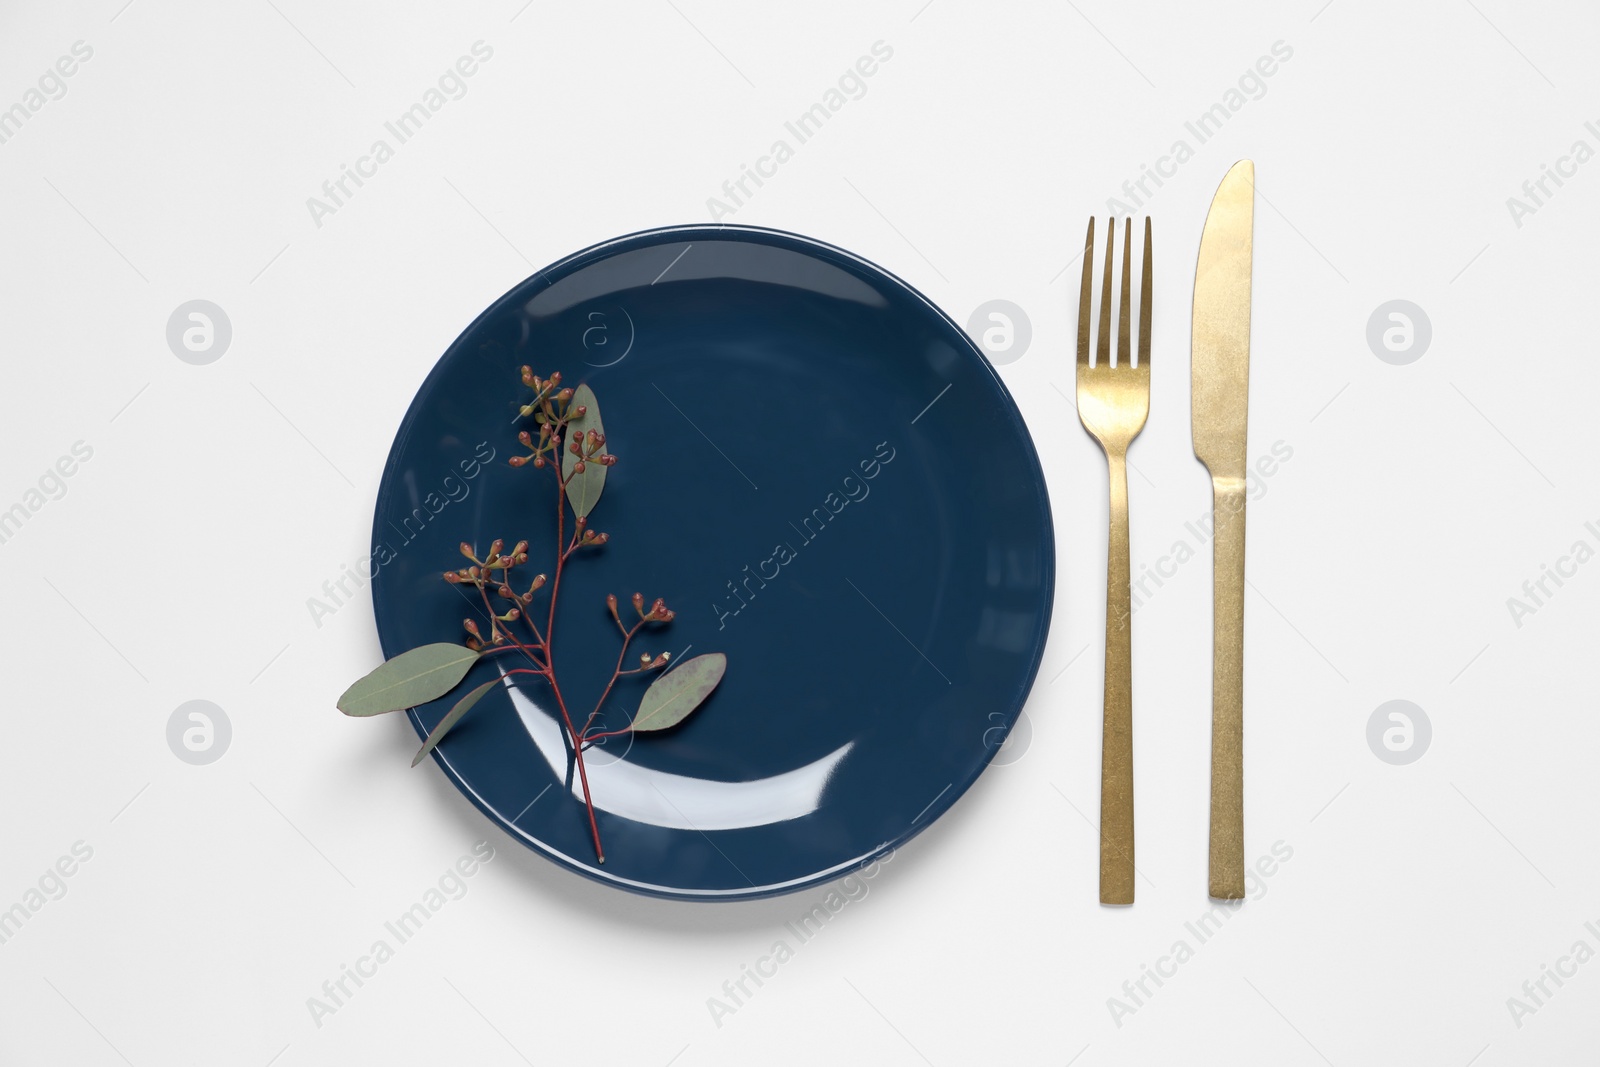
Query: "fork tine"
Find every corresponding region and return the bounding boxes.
[1139,218,1152,369]
[1097,218,1113,368]
[1118,218,1132,369]
[1077,218,1095,369]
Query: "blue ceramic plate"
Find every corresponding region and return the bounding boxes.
[372,225,1052,900]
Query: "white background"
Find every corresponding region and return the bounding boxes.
[2,0,1597,1063]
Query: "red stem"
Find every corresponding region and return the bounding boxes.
[477,585,546,674]
[582,725,633,744]
[541,417,605,864]
[480,642,537,662]
[580,619,644,736]
[544,672,603,862]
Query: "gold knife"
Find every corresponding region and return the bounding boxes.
[1191,160,1254,900]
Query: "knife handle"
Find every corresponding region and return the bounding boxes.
[1208,478,1246,899]
[1100,451,1135,905]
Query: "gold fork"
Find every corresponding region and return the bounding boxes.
[1075,217,1151,906]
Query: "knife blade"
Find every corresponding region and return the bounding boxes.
[1191,159,1254,900]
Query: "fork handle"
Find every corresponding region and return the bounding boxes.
[1208,478,1246,899]
[1100,450,1135,905]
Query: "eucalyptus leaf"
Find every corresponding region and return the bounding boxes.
[631,653,726,732]
[412,678,501,766]
[337,643,480,717]
[562,383,606,519]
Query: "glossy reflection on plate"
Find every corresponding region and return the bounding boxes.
[372,225,1053,900]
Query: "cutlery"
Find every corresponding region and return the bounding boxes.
[1075,216,1151,906]
[1191,160,1254,900]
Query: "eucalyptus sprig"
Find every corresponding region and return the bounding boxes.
[338,368,727,863]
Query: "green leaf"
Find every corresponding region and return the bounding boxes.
[337,643,481,717]
[631,653,726,732]
[562,383,607,519]
[412,678,501,766]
